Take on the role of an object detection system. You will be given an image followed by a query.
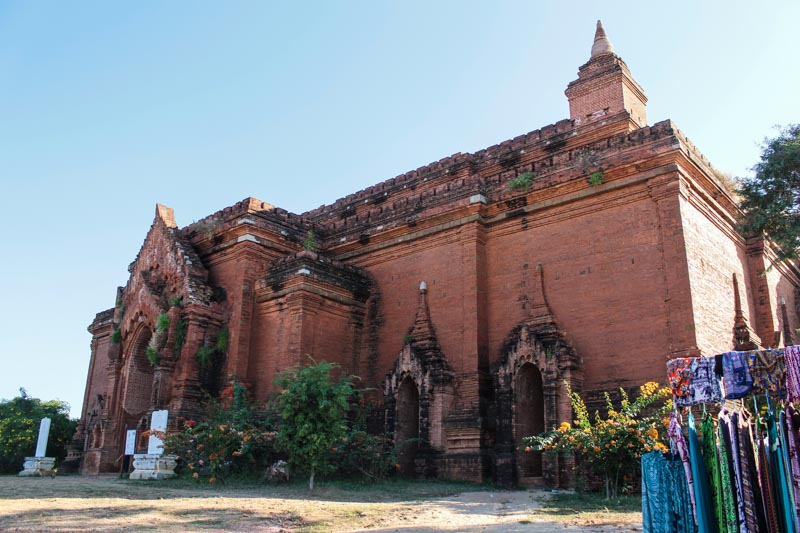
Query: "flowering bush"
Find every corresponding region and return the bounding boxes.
[329,429,396,482]
[523,381,671,498]
[163,378,277,484]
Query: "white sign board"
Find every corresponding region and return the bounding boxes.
[147,409,169,455]
[124,430,137,455]
[35,418,51,458]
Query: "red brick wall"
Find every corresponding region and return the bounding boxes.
[484,184,676,392]
[349,230,467,374]
[680,191,755,355]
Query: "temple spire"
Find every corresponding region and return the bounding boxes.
[565,19,647,129]
[590,20,615,58]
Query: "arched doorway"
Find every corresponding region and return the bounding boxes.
[515,363,544,479]
[395,376,420,477]
[120,328,155,451]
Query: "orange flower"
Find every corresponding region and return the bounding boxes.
[594,446,601,452]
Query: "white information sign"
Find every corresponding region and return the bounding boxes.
[35,418,51,458]
[125,429,137,455]
[147,410,169,455]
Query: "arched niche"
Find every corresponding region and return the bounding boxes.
[383,343,454,478]
[395,376,420,476]
[492,323,581,488]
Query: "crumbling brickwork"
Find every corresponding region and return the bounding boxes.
[75,22,800,488]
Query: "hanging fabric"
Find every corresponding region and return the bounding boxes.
[748,349,785,396]
[785,346,800,402]
[689,410,717,532]
[722,351,755,399]
[670,413,698,525]
[668,358,723,406]
[739,409,769,532]
[642,451,695,533]
[703,414,725,532]
[785,404,800,518]
[720,409,748,532]
[660,346,800,532]
[717,419,740,532]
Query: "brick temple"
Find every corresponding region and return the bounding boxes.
[73,22,800,487]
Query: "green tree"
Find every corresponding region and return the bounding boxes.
[0,388,77,473]
[273,357,355,490]
[737,124,800,264]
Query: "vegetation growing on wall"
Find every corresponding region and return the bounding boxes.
[303,230,318,252]
[587,171,604,186]
[196,327,229,369]
[146,312,171,366]
[507,172,535,191]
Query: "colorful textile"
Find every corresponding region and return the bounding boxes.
[689,411,717,532]
[668,357,695,401]
[785,404,800,520]
[668,357,723,406]
[717,420,740,532]
[748,349,785,395]
[722,351,754,399]
[670,413,698,524]
[771,410,798,533]
[703,414,725,532]
[785,346,800,402]
[642,452,695,533]
[720,410,748,532]
[758,432,780,533]
[739,411,768,532]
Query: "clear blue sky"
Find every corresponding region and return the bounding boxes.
[1,1,798,418]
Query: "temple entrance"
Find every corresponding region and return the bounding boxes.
[120,328,155,452]
[515,363,544,479]
[395,376,420,477]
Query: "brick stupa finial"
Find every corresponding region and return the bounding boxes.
[590,20,615,58]
[408,280,439,351]
[565,19,647,129]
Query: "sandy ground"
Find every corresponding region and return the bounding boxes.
[0,475,641,532]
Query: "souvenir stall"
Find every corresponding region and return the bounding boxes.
[642,346,800,533]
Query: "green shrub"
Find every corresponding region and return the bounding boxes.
[196,327,229,369]
[111,328,121,344]
[173,318,187,354]
[588,171,604,186]
[273,357,356,490]
[156,312,170,332]
[507,172,535,191]
[0,389,76,473]
[332,428,396,483]
[146,346,160,366]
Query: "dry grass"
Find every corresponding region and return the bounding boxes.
[0,475,642,532]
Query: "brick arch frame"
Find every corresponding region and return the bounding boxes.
[492,323,581,488]
[383,343,454,478]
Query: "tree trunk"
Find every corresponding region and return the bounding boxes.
[308,469,315,491]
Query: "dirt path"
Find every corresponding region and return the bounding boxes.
[0,476,641,532]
